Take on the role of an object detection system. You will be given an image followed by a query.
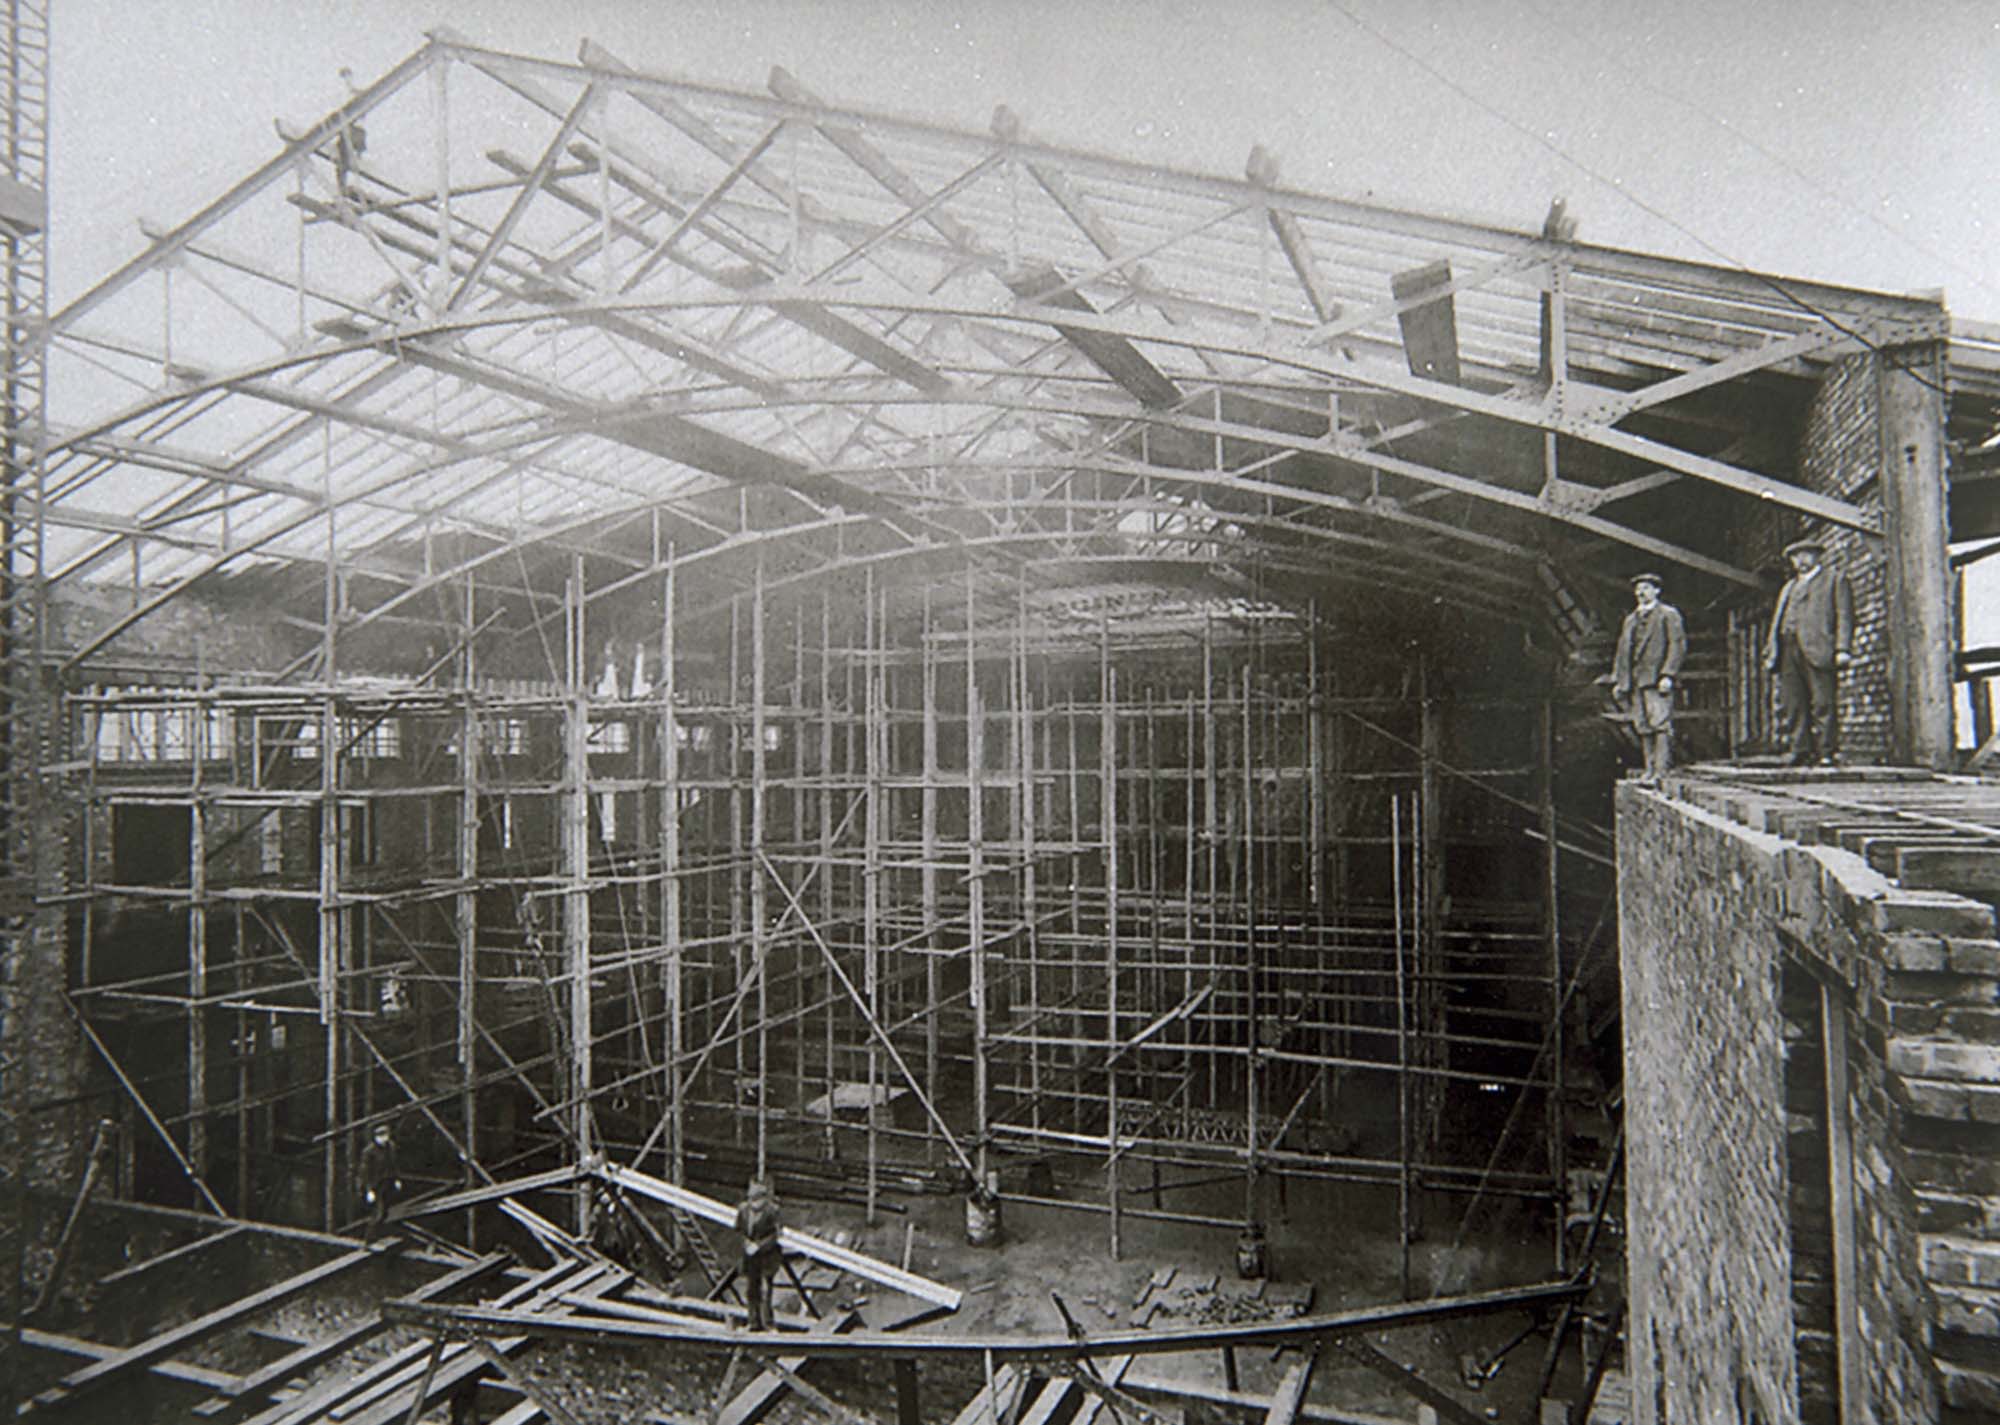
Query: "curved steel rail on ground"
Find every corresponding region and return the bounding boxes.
[379,1274,1586,1362]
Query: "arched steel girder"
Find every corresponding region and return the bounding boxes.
[47,333,1753,610]
[665,539,1531,636]
[324,484,1533,675]
[58,419,581,669]
[47,287,1887,541]
[47,276,1833,661]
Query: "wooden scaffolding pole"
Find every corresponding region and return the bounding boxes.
[1392,794,1411,1300]
[1542,696,1565,1272]
[1102,628,1120,1261]
[564,561,594,1236]
[819,597,837,1161]
[188,794,209,1182]
[967,570,989,1187]
[1016,584,1040,1139]
[1241,663,1259,1232]
[1202,618,1219,1114]
[921,593,940,1166]
[660,556,683,1187]
[457,575,480,1226]
[752,555,769,1177]
[864,573,883,1224]
[314,424,345,1231]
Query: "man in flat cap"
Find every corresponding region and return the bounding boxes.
[1612,572,1686,781]
[1766,536,1854,766]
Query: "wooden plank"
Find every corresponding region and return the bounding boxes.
[714,1311,862,1425]
[18,1327,242,1391]
[599,1162,963,1309]
[1122,1366,1399,1425]
[29,1244,382,1412]
[190,1252,510,1417]
[393,1165,583,1222]
[338,1265,626,1425]
[1262,1355,1316,1425]
[894,1358,921,1425]
[96,1223,249,1287]
[235,1261,599,1425]
[1021,1355,1131,1425]
[0,172,46,233]
[1390,261,1461,386]
[1331,1339,1482,1425]
[951,1364,1032,1425]
[1004,263,1182,409]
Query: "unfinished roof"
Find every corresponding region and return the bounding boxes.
[39,32,1999,666]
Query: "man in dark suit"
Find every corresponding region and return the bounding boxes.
[1612,572,1687,781]
[1765,535,1854,766]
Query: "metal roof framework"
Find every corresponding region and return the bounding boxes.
[34,32,1992,669]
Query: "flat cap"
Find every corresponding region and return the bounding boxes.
[1784,537,1825,558]
[1629,571,1664,589]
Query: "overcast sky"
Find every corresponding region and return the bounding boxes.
[50,0,2000,322]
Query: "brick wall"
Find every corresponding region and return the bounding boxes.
[47,583,302,674]
[1618,788,1798,1423]
[1622,779,1987,1422]
[1728,354,1894,762]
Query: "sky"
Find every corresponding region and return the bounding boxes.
[41,0,2000,734]
[49,0,2000,323]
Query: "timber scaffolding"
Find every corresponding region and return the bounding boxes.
[56,569,1608,1269]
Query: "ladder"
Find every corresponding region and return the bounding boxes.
[671,1205,741,1302]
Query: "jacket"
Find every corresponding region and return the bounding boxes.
[1612,602,1686,695]
[736,1194,781,1257]
[1766,567,1854,671]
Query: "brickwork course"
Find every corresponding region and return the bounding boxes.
[1623,769,2000,1423]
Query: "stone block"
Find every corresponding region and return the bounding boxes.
[1942,1361,2000,1413]
[1890,1039,2000,1084]
[1872,894,1996,939]
[1883,935,1950,972]
[1947,940,2000,976]
[1924,1235,2000,1287]
[1934,1283,2000,1336]
[1902,1078,1973,1120]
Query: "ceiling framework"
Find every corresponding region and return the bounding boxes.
[38,32,1984,671]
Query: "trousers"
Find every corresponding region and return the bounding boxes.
[743,1245,779,1330]
[1776,636,1838,762]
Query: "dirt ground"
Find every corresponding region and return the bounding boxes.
[11,1142,1614,1424]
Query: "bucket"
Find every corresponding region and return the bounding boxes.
[965,1178,1004,1247]
[1235,1224,1267,1279]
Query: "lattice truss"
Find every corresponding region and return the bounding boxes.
[36,33,1976,658]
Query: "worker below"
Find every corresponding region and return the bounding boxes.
[1765,535,1854,767]
[358,1121,402,1243]
[735,1176,783,1331]
[1611,572,1686,783]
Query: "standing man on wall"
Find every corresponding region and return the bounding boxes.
[1612,572,1687,782]
[1766,535,1854,766]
